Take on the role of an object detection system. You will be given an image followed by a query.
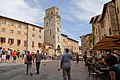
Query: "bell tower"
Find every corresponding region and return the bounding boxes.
[44,6,61,55]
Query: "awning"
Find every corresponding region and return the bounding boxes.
[93,36,120,50]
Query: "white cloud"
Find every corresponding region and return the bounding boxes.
[0,0,44,26]
[62,0,111,23]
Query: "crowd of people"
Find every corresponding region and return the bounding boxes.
[0,47,55,64]
[83,51,120,80]
[0,47,25,63]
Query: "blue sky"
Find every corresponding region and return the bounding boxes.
[0,0,110,44]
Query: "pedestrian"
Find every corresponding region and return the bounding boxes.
[6,48,11,63]
[109,54,120,80]
[0,47,2,62]
[21,50,25,59]
[12,50,17,63]
[26,51,33,76]
[60,48,72,80]
[35,50,43,74]
[1,50,6,63]
[76,54,79,64]
[83,51,87,67]
[2,48,6,63]
[16,50,20,58]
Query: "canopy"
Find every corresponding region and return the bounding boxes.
[93,36,120,50]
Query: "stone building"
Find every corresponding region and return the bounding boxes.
[113,0,120,35]
[90,15,102,45]
[0,16,44,52]
[90,1,120,45]
[80,33,92,56]
[61,34,68,53]
[61,34,79,55]
[44,6,61,55]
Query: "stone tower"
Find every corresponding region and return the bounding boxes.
[44,6,61,55]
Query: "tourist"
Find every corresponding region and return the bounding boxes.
[26,51,33,76]
[35,50,43,74]
[60,48,72,80]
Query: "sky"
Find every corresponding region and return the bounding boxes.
[0,0,111,45]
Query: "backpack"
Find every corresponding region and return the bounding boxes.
[27,55,32,61]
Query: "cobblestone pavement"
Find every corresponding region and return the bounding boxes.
[0,60,88,80]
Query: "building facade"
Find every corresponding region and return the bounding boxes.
[90,1,120,46]
[80,33,92,56]
[114,0,120,35]
[61,34,79,55]
[0,16,44,52]
[27,24,44,52]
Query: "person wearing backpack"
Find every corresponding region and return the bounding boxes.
[26,51,33,76]
[60,48,72,80]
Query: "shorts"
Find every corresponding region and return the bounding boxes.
[6,55,10,60]
[13,56,16,60]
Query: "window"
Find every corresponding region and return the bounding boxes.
[39,36,41,39]
[51,12,53,14]
[38,43,41,48]
[46,22,48,26]
[57,22,59,25]
[58,36,59,42]
[10,30,14,33]
[57,45,60,49]
[8,38,14,44]
[109,28,112,35]
[53,35,55,39]
[33,27,35,31]
[49,18,51,21]
[32,34,35,37]
[24,41,27,47]
[10,21,14,26]
[117,7,119,13]
[57,28,59,32]
[32,41,34,47]
[1,28,5,32]
[17,40,21,46]
[16,23,21,28]
[39,29,41,32]
[17,31,21,35]
[50,30,51,34]
[0,37,6,43]
[1,20,6,24]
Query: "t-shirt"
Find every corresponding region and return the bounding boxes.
[110,64,120,80]
[12,52,16,57]
[7,50,11,55]
[61,52,72,69]
[35,53,43,62]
